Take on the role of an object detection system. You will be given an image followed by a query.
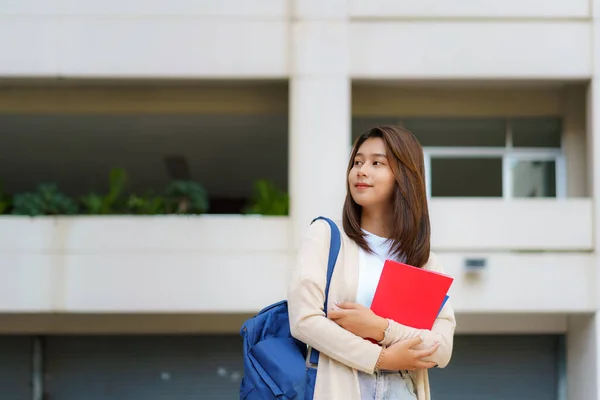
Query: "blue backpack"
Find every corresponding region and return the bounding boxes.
[239,216,341,400]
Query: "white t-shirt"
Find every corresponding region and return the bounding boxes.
[355,231,416,397]
[355,230,404,308]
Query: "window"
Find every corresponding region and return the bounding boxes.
[352,117,565,198]
[511,159,557,198]
[430,157,503,197]
[403,118,506,147]
[408,117,564,198]
[512,117,561,148]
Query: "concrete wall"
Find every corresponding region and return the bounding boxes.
[0,210,593,316]
[0,0,593,79]
[348,0,590,18]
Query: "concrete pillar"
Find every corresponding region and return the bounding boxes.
[289,0,351,245]
[580,4,600,399]
[562,85,588,197]
[567,315,597,400]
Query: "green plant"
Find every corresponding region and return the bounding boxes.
[126,192,166,215]
[245,179,289,216]
[80,167,128,214]
[164,180,209,214]
[5,168,213,216]
[0,182,11,215]
[12,183,78,216]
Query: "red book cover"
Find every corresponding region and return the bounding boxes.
[370,260,454,330]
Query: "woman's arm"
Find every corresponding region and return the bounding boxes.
[377,252,456,368]
[287,220,383,374]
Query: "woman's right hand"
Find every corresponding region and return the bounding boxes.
[377,336,439,371]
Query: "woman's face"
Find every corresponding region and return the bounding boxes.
[348,137,396,210]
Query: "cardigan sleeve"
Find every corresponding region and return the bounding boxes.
[377,252,456,368]
[287,219,383,374]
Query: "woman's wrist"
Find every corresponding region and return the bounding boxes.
[375,347,387,371]
[371,316,389,342]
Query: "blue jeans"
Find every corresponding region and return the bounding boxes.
[358,370,417,400]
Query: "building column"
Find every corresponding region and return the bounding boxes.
[562,85,588,197]
[593,84,600,397]
[289,1,351,246]
[583,77,600,400]
[567,315,597,400]
[580,4,600,400]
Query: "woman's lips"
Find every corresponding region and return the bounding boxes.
[355,183,372,189]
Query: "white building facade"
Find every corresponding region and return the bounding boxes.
[0,1,599,399]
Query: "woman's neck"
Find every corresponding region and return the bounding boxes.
[361,206,393,238]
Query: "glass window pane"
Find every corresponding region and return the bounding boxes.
[402,118,506,147]
[512,160,556,198]
[511,117,561,148]
[431,157,503,197]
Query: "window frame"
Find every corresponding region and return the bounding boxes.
[421,119,565,199]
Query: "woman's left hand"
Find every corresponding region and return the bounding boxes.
[328,302,388,341]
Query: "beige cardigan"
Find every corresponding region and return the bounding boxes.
[288,219,456,400]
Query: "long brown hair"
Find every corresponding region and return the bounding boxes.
[342,126,431,268]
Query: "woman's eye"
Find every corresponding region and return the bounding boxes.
[354,161,363,166]
[373,161,382,166]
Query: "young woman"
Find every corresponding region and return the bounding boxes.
[288,126,456,399]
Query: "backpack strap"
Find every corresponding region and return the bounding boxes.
[307,216,342,366]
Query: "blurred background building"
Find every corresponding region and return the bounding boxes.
[0,1,599,399]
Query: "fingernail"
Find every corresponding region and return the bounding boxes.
[334,300,340,305]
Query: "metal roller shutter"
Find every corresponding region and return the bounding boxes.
[0,336,32,400]
[44,335,243,400]
[429,335,561,400]
[43,334,562,399]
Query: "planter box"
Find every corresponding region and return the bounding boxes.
[0,215,292,314]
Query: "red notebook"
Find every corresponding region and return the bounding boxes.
[370,260,453,330]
